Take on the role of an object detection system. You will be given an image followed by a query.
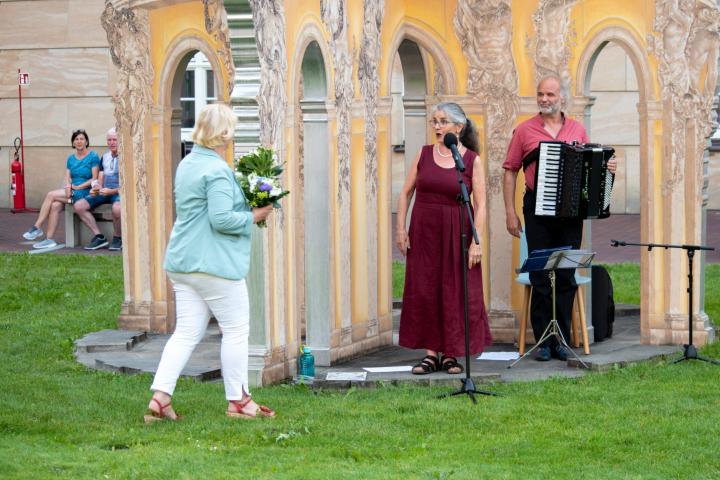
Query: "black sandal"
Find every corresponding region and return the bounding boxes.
[441,356,464,374]
[411,355,440,375]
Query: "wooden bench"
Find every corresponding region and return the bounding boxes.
[64,203,115,248]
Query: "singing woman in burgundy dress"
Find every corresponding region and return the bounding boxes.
[395,102,492,375]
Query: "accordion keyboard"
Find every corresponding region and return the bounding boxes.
[535,142,563,216]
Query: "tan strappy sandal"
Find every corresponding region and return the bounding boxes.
[143,397,181,424]
[227,397,276,419]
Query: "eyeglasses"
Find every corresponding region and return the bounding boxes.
[428,119,452,127]
[73,129,87,135]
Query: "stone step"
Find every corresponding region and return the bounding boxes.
[74,329,146,353]
[312,372,501,390]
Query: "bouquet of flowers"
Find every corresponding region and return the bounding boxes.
[234,146,290,228]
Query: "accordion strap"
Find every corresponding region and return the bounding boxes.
[521,147,539,172]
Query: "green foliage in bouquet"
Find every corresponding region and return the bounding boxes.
[235,146,283,178]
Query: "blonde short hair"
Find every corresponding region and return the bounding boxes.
[191,103,236,148]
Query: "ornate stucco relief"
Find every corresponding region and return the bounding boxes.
[101,1,154,205]
[321,0,354,202]
[358,0,384,332]
[530,0,578,88]
[687,4,720,166]
[321,0,353,335]
[203,0,235,97]
[249,0,288,346]
[454,0,518,195]
[649,0,720,196]
[249,0,287,155]
[359,0,383,199]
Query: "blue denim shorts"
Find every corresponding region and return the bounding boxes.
[71,188,91,203]
[84,193,121,209]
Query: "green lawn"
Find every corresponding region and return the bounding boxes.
[1,253,720,479]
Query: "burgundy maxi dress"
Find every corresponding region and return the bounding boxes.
[399,145,492,357]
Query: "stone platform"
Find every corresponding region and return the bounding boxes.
[74,305,681,388]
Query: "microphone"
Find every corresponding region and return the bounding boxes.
[443,133,465,172]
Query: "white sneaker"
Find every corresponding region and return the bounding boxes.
[33,239,57,249]
[23,227,44,241]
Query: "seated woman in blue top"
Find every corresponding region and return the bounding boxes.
[22,129,100,249]
[145,103,274,423]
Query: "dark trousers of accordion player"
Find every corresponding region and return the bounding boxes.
[523,188,583,349]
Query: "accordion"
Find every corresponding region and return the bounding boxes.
[527,141,615,219]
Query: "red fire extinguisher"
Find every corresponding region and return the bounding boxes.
[11,137,27,212]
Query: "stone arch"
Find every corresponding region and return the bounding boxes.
[384,22,457,96]
[156,32,229,328]
[384,23,456,218]
[576,25,656,105]
[290,22,333,104]
[289,22,333,363]
[574,24,658,343]
[157,33,228,189]
[388,39,429,218]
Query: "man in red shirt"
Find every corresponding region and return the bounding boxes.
[503,74,616,361]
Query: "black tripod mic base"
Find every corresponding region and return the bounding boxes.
[672,344,720,365]
[451,377,497,399]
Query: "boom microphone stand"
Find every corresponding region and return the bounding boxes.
[438,134,495,403]
[611,239,719,365]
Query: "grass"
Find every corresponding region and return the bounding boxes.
[1,253,720,479]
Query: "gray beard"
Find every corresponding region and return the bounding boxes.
[539,103,561,115]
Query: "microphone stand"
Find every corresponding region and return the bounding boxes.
[438,145,496,403]
[611,239,719,365]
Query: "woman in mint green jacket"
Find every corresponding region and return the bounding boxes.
[145,104,274,422]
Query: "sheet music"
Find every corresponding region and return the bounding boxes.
[548,250,595,269]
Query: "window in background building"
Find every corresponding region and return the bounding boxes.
[181,70,195,128]
[181,52,217,142]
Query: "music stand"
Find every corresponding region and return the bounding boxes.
[508,247,595,369]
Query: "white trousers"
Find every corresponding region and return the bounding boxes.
[151,272,250,400]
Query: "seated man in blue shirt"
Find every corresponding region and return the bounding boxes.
[73,128,122,250]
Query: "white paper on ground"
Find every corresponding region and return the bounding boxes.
[363,366,413,373]
[325,371,367,381]
[477,351,520,361]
